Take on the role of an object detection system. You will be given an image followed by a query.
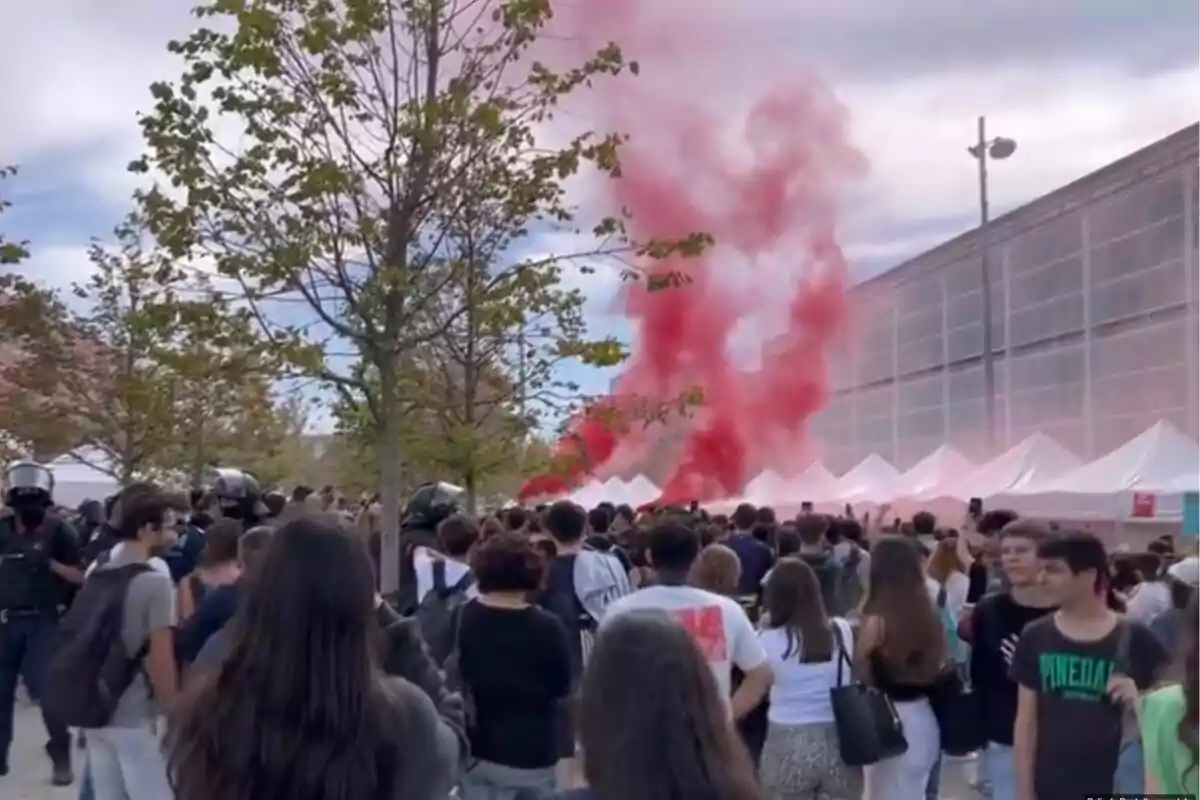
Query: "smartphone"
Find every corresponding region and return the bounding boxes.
[800,501,814,513]
[968,497,983,518]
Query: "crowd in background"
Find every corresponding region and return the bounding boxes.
[2,467,1198,800]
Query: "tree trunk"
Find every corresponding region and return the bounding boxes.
[376,351,402,594]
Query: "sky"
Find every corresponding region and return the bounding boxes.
[1,0,1197,435]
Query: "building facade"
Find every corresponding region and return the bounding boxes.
[810,124,1199,473]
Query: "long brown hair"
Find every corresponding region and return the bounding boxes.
[862,536,946,685]
[581,613,761,800]
[762,558,833,663]
[1178,593,1199,785]
[689,544,741,597]
[926,537,966,585]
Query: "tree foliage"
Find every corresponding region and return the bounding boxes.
[0,215,291,482]
[133,0,708,589]
[0,166,30,266]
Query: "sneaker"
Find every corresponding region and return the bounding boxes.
[51,756,74,787]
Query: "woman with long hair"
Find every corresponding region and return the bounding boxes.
[856,536,946,800]
[1140,593,1199,797]
[165,516,460,800]
[176,517,242,623]
[759,558,861,800]
[926,534,971,669]
[564,612,762,800]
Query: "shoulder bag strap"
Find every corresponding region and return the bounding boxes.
[1113,618,1133,675]
[829,618,853,688]
[431,558,447,595]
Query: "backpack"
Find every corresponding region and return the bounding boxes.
[43,563,152,729]
[414,559,474,665]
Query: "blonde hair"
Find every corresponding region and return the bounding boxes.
[689,544,741,597]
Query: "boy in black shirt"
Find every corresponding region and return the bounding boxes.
[964,521,1057,800]
[1010,531,1169,800]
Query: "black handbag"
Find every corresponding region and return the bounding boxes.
[828,623,908,767]
[928,665,985,756]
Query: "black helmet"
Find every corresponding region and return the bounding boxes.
[3,460,54,508]
[206,467,269,523]
[402,481,464,529]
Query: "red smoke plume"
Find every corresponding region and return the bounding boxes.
[519,1,865,504]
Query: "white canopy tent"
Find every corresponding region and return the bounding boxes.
[47,448,121,509]
[999,420,1200,519]
[886,445,974,502]
[788,461,838,500]
[830,453,901,504]
[919,432,1081,501]
[623,474,661,507]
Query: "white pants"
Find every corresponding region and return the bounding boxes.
[85,724,172,800]
[864,698,940,800]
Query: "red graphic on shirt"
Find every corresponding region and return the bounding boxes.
[671,606,727,662]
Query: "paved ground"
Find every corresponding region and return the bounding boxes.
[5,703,986,799]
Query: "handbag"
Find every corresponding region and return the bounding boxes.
[828,621,909,767]
[928,664,986,756]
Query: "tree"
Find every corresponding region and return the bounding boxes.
[133,0,707,591]
[0,166,29,265]
[0,215,282,482]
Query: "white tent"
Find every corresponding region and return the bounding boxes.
[743,469,787,502]
[921,432,1080,501]
[623,474,661,506]
[1018,420,1199,495]
[786,461,838,501]
[831,454,901,503]
[1000,421,1200,519]
[567,478,609,507]
[886,445,974,502]
[48,448,121,509]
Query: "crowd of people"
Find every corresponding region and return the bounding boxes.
[0,458,1197,800]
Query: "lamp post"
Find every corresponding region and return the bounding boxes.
[968,116,1016,453]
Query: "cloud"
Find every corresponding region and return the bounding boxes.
[1,0,1196,411]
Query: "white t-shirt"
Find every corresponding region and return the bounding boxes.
[602,584,767,699]
[413,550,478,604]
[759,617,854,726]
[927,571,970,620]
[84,543,171,581]
[1126,580,1171,623]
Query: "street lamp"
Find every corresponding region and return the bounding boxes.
[968,116,1016,454]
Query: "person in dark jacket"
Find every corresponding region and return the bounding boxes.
[175,525,273,664]
[794,514,847,616]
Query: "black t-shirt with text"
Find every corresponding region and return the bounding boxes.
[969,592,1056,746]
[1009,615,1169,798]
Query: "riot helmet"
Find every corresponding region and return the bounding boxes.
[3,460,55,529]
[402,481,464,529]
[206,467,269,525]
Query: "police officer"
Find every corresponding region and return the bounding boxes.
[208,467,270,526]
[161,468,269,582]
[0,460,83,784]
[395,482,464,613]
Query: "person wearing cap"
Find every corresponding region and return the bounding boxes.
[0,460,85,785]
[1148,556,1199,652]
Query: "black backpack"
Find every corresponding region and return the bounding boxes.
[44,563,152,728]
[413,559,474,665]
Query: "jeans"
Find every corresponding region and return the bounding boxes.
[0,613,70,764]
[865,699,940,800]
[460,759,558,800]
[925,754,941,799]
[79,762,95,800]
[1113,739,1144,795]
[983,744,1015,800]
[84,724,172,800]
